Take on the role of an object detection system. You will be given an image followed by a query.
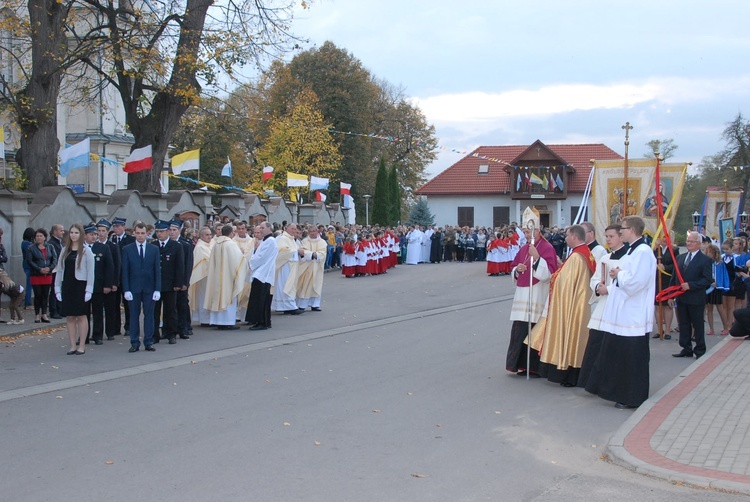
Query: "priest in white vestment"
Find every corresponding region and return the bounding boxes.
[204,225,248,329]
[189,227,213,326]
[421,226,433,263]
[296,225,327,311]
[405,226,422,265]
[271,223,301,314]
[232,222,255,320]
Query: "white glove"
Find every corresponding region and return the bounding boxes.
[124,291,133,301]
[18,285,24,293]
[56,292,62,302]
[152,291,161,301]
[84,292,92,302]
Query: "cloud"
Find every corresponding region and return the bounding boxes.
[411,76,750,124]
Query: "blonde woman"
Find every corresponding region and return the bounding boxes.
[55,224,95,355]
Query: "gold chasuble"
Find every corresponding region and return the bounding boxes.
[203,236,248,312]
[188,238,212,311]
[297,237,327,299]
[529,248,594,370]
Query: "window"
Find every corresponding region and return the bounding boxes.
[457,207,474,228]
[493,206,509,228]
[478,164,489,174]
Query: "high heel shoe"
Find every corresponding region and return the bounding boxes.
[34,316,40,323]
[74,350,85,355]
[41,316,50,323]
[67,349,77,355]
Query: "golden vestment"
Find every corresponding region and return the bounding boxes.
[296,236,327,299]
[529,251,593,370]
[203,236,248,312]
[188,238,212,314]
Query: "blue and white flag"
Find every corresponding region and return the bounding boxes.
[221,157,232,177]
[59,138,90,177]
[310,175,329,190]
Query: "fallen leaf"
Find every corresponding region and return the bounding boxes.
[105,461,114,465]
[55,396,62,399]
[372,409,381,413]
[283,422,290,426]
[411,473,429,478]
[436,424,442,427]
[494,411,502,415]
[191,360,197,364]
[313,441,321,446]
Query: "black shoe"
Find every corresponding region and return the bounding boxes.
[179,334,190,339]
[41,317,51,323]
[560,382,575,388]
[50,314,62,319]
[74,350,85,355]
[200,323,210,327]
[615,402,636,409]
[310,307,321,312]
[217,325,240,331]
[107,336,115,341]
[249,324,268,331]
[652,333,661,339]
[145,345,156,352]
[664,334,671,340]
[94,340,103,345]
[672,352,693,358]
[168,338,176,344]
[67,349,77,355]
[129,346,139,352]
[287,309,301,315]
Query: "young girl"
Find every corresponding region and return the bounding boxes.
[704,244,729,335]
[0,270,25,324]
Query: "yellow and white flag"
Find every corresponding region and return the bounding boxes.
[172,149,200,175]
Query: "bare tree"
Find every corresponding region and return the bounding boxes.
[644,139,677,160]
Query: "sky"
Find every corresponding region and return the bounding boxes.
[289,0,750,179]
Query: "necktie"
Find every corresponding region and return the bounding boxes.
[685,252,692,267]
[139,244,144,260]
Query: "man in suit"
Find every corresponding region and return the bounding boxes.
[83,224,114,345]
[670,231,713,359]
[170,219,193,339]
[152,220,185,344]
[47,224,64,319]
[97,219,121,340]
[111,217,135,337]
[122,222,161,352]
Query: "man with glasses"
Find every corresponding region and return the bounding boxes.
[669,231,713,359]
[582,221,607,262]
[592,216,656,409]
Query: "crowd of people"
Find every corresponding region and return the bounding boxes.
[505,207,750,410]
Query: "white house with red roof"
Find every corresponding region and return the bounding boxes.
[415,140,622,229]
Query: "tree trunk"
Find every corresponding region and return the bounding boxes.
[17,0,68,192]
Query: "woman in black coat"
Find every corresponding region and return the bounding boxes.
[26,228,57,323]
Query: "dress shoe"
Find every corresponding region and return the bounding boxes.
[168,338,177,344]
[50,314,62,319]
[94,340,103,345]
[310,307,321,312]
[74,350,85,355]
[145,345,156,352]
[41,316,51,323]
[286,309,301,315]
[615,402,636,409]
[179,334,190,339]
[249,324,268,331]
[67,349,77,355]
[672,352,693,358]
[107,336,115,341]
[129,346,139,353]
[217,325,240,330]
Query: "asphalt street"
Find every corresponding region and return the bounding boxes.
[1,261,745,501]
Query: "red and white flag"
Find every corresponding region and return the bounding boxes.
[315,191,327,202]
[124,145,153,173]
[340,182,351,195]
[262,165,274,182]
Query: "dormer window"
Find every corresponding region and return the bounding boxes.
[478,164,489,175]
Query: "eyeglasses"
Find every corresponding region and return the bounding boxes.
[620,227,631,230]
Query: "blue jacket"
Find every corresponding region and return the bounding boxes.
[122,240,161,294]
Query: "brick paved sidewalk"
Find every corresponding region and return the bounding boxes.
[609,335,750,494]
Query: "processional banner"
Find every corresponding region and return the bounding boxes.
[590,159,688,245]
[699,186,745,242]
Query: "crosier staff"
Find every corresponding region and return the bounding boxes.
[525,219,537,382]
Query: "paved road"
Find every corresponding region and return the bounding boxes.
[1,262,744,501]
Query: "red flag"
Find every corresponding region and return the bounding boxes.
[315,191,327,202]
[340,182,351,195]
[124,145,152,173]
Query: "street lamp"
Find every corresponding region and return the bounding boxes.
[363,194,371,226]
[692,211,700,232]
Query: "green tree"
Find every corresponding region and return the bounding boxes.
[255,88,341,199]
[372,158,390,225]
[388,163,401,225]
[408,197,434,227]
[644,139,677,160]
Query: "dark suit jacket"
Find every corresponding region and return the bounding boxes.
[670,250,713,305]
[112,233,135,284]
[152,239,185,291]
[122,241,161,294]
[178,237,194,287]
[102,239,121,286]
[89,242,114,293]
[26,244,58,275]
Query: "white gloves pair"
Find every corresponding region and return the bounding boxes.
[123,291,160,301]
